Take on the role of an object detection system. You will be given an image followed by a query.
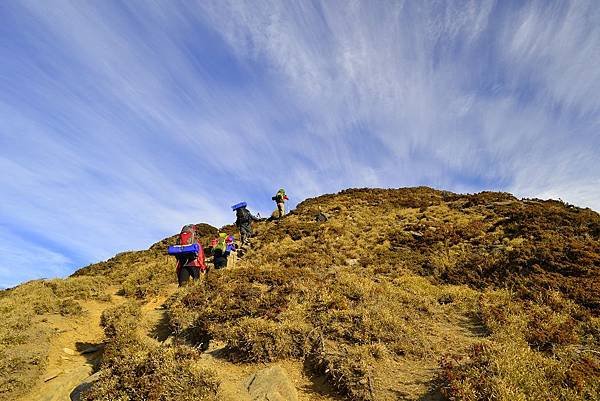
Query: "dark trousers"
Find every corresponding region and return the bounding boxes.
[239,224,252,245]
[178,265,199,286]
[213,249,229,269]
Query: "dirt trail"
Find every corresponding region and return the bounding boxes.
[18,289,125,401]
[19,287,175,401]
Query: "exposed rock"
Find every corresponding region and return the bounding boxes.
[315,212,328,222]
[44,371,62,382]
[80,346,100,354]
[62,347,76,355]
[70,370,103,401]
[245,365,298,401]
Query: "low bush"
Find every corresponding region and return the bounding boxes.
[309,340,375,401]
[224,316,311,362]
[120,260,174,299]
[440,341,600,401]
[439,290,600,401]
[84,302,220,401]
[46,276,110,301]
[83,338,220,401]
[100,301,142,338]
[59,299,85,316]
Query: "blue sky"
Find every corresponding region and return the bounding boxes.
[1,0,599,288]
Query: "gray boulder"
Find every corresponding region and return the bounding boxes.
[245,365,298,401]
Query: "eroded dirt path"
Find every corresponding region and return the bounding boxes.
[17,290,124,401]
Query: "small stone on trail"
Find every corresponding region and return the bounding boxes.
[63,347,76,355]
[44,371,62,382]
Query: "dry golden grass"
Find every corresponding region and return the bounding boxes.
[162,188,599,400]
[165,263,481,399]
[3,187,599,400]
[120,258,174,299]
[440,289,600,401]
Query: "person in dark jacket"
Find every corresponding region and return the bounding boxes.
[235,204,260,247]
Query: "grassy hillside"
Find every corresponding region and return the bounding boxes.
[1,187,599,401]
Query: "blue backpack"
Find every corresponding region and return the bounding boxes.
[168,225,199,258]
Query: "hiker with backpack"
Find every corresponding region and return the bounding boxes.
[167,224,207,286]
[211,232,231,269]
[272,188,289,219]
[232,202,260,247]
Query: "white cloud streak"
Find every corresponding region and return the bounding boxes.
[197,0,600,205]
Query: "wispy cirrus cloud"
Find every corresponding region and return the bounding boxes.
[202,0,600,200]
[0,0,598,288]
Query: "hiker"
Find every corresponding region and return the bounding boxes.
[272,188,289,219]
[168,224,207,286]
[226,234,237,252]
[211,232,230,269]
[232,202,260,247]
[225,235,238,269]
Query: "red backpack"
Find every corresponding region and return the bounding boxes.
[170,225,206,272]
[179,224,196,245]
